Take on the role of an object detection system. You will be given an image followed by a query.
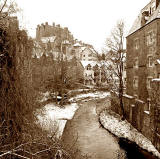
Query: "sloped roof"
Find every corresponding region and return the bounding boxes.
[73,43,82,47]
[80,46,98,56]
[128,1,160,36]
[81,61,100,68]
[80,60,110,68]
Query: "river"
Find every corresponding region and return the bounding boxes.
[62,99,125,159]
[62,98,159,159]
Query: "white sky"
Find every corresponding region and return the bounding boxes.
[15,0,150,52]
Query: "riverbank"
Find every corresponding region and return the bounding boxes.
[36,90,110,138]
[99,109,160,159]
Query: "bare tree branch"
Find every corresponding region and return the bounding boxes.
[0,0,7,13]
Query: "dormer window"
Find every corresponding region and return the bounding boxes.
[141,10,149,25]
[151,2,156,14]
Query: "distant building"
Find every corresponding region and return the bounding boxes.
[81,61,107,86]
[34,22,101,88]
[71,42,98,61]
[35,22,74,60]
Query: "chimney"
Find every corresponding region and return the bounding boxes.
[52,22,55,27]
[37,25,40,30]
[64,27,68,31]
[56,24,60,28]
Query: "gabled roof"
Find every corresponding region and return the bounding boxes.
[80,60,110,68]
[80,46,97,55]
[81,61,100,68]
[128,1,160,36]
[73,43,82,47]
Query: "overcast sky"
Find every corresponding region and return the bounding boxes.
[15,0,150,52]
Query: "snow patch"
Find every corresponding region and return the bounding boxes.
[69,92,110,102]
[37,103,79,138]
[100,110,160,158]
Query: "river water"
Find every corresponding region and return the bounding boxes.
[62,99,158,159]
[62,100,125,159]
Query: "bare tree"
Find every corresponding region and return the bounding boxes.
[0,0,19,16]
[105,20,126,118]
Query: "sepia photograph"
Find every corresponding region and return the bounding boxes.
[0,0,160,158]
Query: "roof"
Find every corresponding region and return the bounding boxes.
[81,61,100,68]
[80,46,98,55]
[128,1,160,36]
[73,43,82,47]
[80,60,110,68]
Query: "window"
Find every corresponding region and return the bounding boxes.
[147,98,151,111]
[148,56,153,67]
[71,49,75,55]
[148,47,155,54]
[134,38,139,50]
[146,31,154,46]
[133,76,138,88]
[151,2,156,14]
[147,77,153,89]
[124,78,127,86]
[133,57,138,68]
[87,64,91,70]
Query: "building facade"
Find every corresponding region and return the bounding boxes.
[125,0,160,151]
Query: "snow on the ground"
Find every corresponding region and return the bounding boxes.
[69,91,110,102]
[100,110,160,158]
[37,103,79,138]
[37,91,110,138]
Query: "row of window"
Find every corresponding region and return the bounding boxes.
[133,76,152,89]
[133,56,154,68]
[133,30,156,50]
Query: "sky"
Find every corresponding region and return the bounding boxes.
[15,0,150,52]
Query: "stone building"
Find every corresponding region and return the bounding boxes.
[35,22,74,60]
[125,0,160,152]
[34,22,100,87]
[71,42,98,61]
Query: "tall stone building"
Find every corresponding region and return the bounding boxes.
[35,22,74,59]
[126,0,160,151]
